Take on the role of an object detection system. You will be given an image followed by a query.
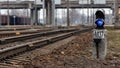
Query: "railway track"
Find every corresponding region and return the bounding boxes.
[0,28,77,50]
[0,28,52,38]
[0,27,30,31]
[0,28,92,67]
[0,28,76,44]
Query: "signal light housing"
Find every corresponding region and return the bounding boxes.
[95,10,105,29]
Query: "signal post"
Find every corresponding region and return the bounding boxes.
[93,10,107,59]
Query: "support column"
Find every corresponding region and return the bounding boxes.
[7,0,10,26]
[43,0,46,25]
[46,1,50,25]
[114,0,120,28]
[30,9,39,26]
[35,9,39,25]
[51,0,55,27]
[30,9,34,26]
[46,0,52,25]
[45,0,55,26]
[67,0,70,27]
[29,3,33,26]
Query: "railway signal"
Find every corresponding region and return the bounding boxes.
[93,10,107,59]
[95,10,105,29]
[95,19,104,29]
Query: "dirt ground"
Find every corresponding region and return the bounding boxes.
[17,30,120,68]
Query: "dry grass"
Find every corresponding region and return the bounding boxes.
[10,29,120,68]
[107,29,120,60]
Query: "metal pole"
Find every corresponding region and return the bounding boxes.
[109,9,111,24]
[67,0,70,27]
[13,16,16,25]
[27,9,29,25]
[55,4,57,26]
[7,0,10,26]
[43,0,46,26]
[64,9,66,26]
[114,0,119,25]
[35,0,37,26]
[0,9,2,26]
[91,0,94,26]
[30,9,33,26]
[13,6,15,26]
[23,9,25,25]
[82,0,83,25]
[62,9,64,26]
[14,17,15,25]
[52,0,55,27]
[47,1,50,25]
[87,0,89,25]
[39,10,40,25]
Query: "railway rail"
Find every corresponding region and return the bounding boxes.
[0,28,52,38]
[0,28,77,50]
[0,28,92,65]
[0,27,30,31]
[0,28,76,44]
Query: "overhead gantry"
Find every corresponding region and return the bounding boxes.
[0,0,120,27]
[0,0,55,26]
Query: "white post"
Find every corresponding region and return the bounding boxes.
[93,29,107,59]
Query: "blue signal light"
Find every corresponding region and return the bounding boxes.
[96,19,104,27]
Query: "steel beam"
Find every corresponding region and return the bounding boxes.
[0,1,120,9]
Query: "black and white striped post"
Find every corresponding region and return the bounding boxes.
[93,10,107,59]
